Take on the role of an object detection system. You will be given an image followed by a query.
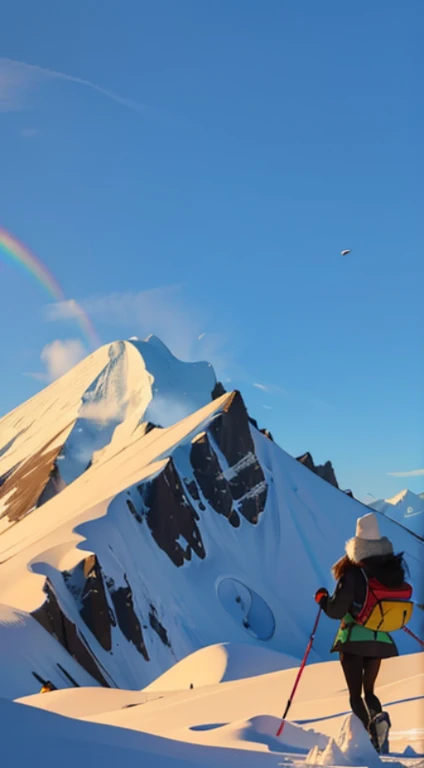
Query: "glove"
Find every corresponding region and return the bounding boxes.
[314,587,329,605]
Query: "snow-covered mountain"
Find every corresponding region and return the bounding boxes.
[0,337,423,701]
[369,490,424,539]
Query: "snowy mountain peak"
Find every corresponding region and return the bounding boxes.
[387,489,416,506]
[0,337,222,528]
[369,489,424,538]
[129,334,218,427]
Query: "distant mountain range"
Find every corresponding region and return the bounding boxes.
[369,489,424,539]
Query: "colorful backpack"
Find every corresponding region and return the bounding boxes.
[353,570,413,632]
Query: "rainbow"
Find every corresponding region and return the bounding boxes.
[0,226,100,349]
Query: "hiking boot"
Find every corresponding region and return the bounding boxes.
[369,712,391,755]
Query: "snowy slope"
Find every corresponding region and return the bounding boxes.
[143,643,300,690]
[14,647,424,766]
[0,604,98,699]
[0,337,422,702]
[369,491,424,539]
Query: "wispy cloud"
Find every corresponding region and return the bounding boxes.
[253,381,286,396]
[79,399,123,424]
[47,298,86,322]
[388,469,424,478]
[26,339,87,383]
[20,127,37,137]
[46,287,232,382]
[0,57,151,115]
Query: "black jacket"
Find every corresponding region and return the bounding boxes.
[320,554,406,657]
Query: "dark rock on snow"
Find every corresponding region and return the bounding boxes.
[296,452,339,489]
[32,580,110,687]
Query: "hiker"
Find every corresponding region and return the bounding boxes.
[314,512,412,751]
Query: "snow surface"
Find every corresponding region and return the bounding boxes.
[0,604,97,698]
[14,646,423,767]
[143,642,300,690]
[130,335,217,428]
[306,714,389,767]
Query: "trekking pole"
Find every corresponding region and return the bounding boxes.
[402,625,424,649]
[276,607,322,738]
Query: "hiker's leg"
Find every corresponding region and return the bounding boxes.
[363,657,382,717]
[340,652,370,728]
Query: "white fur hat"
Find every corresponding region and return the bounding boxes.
[356,512,381,540]
[345,512,393,563]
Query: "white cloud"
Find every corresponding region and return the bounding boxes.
[0,57,150,115]
[253,382,269,392]
[46,298,86,322]
[79,399,123,424]
[388,469,424,478]
[46,287,232,382]
[41,339,87,381]
[26,339,87,383]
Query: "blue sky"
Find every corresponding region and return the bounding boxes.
[0,1,422,501]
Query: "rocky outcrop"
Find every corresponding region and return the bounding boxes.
[126,496,142,521]
[260,429,274,441]
[142,459,206,566]
[149,604,171,648]
[64,555,112,652]
[32,580,110,687]
[0,440,65,523]
[190,433,240,527]
[211,381,226,399]
[209,392,254,466]
[248,418,273,442]
[209,392,267,522]
[109,578,149,661]
[33,556,151,685]
[297,452,339,489]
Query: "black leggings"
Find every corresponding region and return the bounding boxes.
[340,652,382,728]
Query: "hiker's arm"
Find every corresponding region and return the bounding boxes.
[319,574,355,619]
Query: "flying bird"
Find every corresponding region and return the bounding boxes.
[341,249,351,256]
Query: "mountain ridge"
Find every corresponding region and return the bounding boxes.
[0,338,422,700]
